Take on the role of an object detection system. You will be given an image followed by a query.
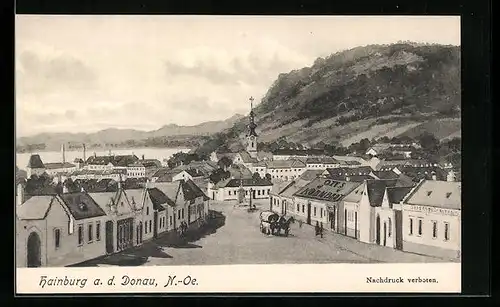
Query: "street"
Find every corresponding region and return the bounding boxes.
[75,200,452,267]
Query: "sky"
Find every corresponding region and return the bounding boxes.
[15,15,460,137]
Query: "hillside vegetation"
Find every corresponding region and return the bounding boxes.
[195,42,461,156]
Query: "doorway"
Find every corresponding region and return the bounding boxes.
[105,221,114,254]
[27,232,41,268]
[354,212,358,239]
[329,211,335,230]
[383,222,387,246]
[153,212,158,239]
[376,215,381,245]
[252,190,256,199]
[306,202,311,225]
[344,209,348,235]
[395,210,403,250]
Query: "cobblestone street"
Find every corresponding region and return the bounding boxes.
[75,200,452,267]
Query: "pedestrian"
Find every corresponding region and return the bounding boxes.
[320,222,324,238]
[299,219,303,228]
[315,221,320,236]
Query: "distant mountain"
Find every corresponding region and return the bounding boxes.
[195,42,461,156]
[16,114,245,152]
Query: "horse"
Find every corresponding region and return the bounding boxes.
[276,215,295,237]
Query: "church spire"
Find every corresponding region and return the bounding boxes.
[248,96,257,137]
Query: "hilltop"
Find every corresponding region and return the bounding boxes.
[16,114,244,152]
[195,42,461,156]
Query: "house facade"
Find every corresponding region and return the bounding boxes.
[292,178,361,229]
[16,192,108,268]
[400,180,461,260]
[208,178,273,202]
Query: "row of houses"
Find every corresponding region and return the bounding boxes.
[26,152,163,181]
[270,177,461,260]
[16,179,210,268]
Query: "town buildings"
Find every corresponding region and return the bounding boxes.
[208,178,273,202]
[16,191,108,267]
[292,178,361,229]
[400,180,461,260]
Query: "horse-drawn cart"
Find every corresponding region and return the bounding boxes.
[259,211,295,236]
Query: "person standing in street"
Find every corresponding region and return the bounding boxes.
[315,221,320,236]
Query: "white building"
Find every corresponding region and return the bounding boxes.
[400,180,461,260]
[207,178,273,202]
[266,159,306,181]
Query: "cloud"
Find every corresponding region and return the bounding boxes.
[16,50,98,97]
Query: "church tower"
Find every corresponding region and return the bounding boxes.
[246,96,258,158]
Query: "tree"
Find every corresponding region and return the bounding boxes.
[265,173,272,181]
[217,156,233,170]
[417,132,439,153]
[359,138,371,152]
[252,172,261,180]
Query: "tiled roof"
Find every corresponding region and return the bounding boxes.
[147,188,171,210]
[299,170,324,181]
[58,192,107,220]
[386,186,413,204]
[185,168,205,177]
[224,178,273,188]
[371,170,400,180]
[237,151,258,163]
[155,181,182,203]
[86,155,139,167]
[17,195,55,220]
[44,162,76,169]
[324,166,373,177]
[294,178,361,203]
[266,159,306,169]
[404,180,461,210]
[270,181,294,195]
[181,179,210,201]
[366,180,392,207]
[27,154,45,168]
[327,175,375,182]
[279,179,311,199]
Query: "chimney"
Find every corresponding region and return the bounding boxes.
[61,143,66,163]
[16,182,25,206]
[94,152,97,158]
[83,143,86,162]
[142,154,145,160]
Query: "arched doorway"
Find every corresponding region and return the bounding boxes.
[27,232,41,267]
[375,215,381,245]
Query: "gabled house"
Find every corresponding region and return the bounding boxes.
[293,178,361,229]
[88,185,142,254]
[16,192,108,267]
[400,180,461,260]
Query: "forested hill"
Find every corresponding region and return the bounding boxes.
[194,42,461,156]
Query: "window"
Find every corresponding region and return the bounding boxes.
[146,207,149,215]
[302,205,305,213]
[320,208,323,218]
[96,221,101,241]
[418,219,423,236]
[409,218,413,235]
[182,209,185,219]
[149,221,152,233]
[258,190,261,196]
[388,218,392,237]
[297,204,300,212]
[145,222,148,234]
[432,221,438,238]
[228,191,232,196]
[313,207,317,216]
[178,210,181,219]
[170,216,173,226]
[54,228,61,249]
[267,189,270,195]
[78,224,84,245]
[444,222,450,241]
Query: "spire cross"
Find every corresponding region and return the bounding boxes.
[249,96,254,110]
